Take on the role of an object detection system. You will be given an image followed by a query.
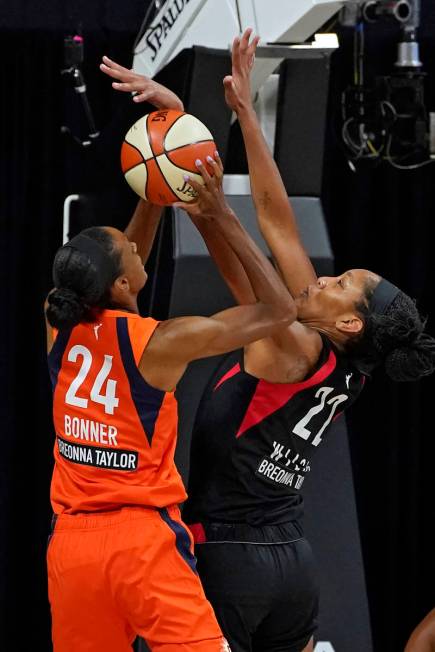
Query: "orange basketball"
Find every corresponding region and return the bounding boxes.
[121,109,216,205]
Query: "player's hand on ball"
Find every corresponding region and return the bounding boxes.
[100,56,184,111]
[175,152,229,221]
[223,28,260,114]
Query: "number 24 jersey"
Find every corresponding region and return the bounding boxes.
[47,309,186,515]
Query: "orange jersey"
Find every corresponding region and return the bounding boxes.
[47,309,187,514]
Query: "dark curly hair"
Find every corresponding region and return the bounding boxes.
[345,278,435,382]
[46,227,122,330]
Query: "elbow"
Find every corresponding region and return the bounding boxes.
[271,295,297,326]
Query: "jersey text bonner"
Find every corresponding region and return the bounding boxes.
[64,414,118,446]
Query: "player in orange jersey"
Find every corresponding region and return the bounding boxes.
[45,154,296,652]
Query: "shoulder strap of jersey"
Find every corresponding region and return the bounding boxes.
[124,316,160,366]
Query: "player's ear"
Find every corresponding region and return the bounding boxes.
[112,275,130,296]
[335,313,363,335]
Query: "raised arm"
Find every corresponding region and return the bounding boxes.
[100,55,188,264]
[190,212,257,304]
[141,164,297,390]
[224,29,318,299]
[100,56,184,110]
[100,53,258,304]
[186,153,257,305]
[123,199,164,265]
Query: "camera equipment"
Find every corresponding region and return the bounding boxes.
[340,0,432,170]
[61,34,100,148]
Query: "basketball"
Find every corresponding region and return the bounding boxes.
[121,109,216,205]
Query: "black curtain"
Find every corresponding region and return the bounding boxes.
[1,28,65,650]
[0,3,149,649]
[1,2,435,651]
[323,17,435,650]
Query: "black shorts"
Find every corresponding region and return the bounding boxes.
[193,521,319,652]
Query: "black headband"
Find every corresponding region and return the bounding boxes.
[369,278,401,315]
[53,233,118,290]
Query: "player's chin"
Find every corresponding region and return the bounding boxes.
[136,266,148,290]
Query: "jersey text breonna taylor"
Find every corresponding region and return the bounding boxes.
[184,337,364,534]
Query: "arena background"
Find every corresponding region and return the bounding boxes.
[1,1,435,650]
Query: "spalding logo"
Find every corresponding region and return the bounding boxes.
[145,0,191,61]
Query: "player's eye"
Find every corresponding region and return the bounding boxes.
[337,278,344,288]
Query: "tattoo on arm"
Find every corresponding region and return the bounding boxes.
[258,191,272,210]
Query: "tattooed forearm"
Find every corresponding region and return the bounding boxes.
[258,191,272,209]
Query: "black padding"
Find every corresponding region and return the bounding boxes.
[275,54,331,196]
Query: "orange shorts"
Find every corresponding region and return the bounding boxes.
[47,506,229,652]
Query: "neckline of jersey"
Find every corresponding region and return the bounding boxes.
[101,308,143,318]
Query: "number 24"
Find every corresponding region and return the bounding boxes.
[65,345,119,415]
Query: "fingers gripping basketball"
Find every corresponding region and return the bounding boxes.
[121,109,216,205]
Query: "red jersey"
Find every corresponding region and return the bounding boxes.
[47,309,187,514]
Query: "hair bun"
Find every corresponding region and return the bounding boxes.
[371,314,421,355]
[48,288,79,307]
[46,288,86,330]
[385,333,435,382]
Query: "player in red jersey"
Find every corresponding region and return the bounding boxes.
[45,154,296,652]
[102,35,435,652]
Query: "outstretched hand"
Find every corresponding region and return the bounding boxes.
[223,28,260,114]
[174,152,231,221]
[100,56,184,111]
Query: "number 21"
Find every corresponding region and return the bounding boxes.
[292,387,348,447]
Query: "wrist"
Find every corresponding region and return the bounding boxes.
[137,198,163,218]
[213,207,239,232]
[236,105,257,122]
[169,99,184,112]
[166,89,184,112]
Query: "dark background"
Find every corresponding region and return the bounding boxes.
[1,1,434,650]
